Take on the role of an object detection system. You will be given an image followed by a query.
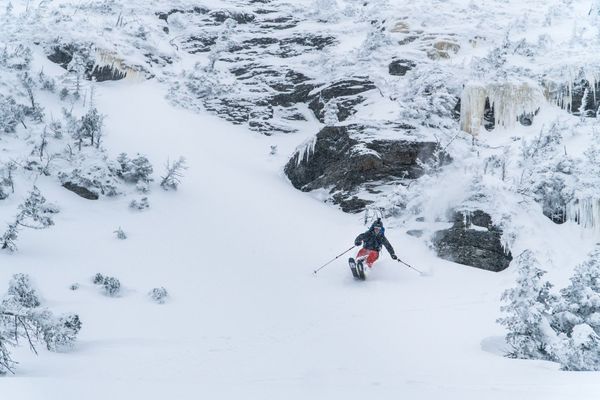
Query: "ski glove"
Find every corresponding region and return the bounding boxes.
[391,254,398,260]
[354,239,362,246]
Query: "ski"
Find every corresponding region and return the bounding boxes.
[348,257,359,279]
[356,259,366,280]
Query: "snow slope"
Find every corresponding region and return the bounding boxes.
[4,0,600,398]
[0,76,599,399]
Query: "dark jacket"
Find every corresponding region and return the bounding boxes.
[355,227,395,256]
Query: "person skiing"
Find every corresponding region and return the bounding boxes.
[354,218,397,271]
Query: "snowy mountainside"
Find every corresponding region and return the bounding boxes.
[3,0,600,398]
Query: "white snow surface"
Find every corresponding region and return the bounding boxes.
[3,0,600,398]
[0,70,596,400]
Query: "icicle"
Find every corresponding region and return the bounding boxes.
[93,50,143,81]
[487,82,544,129]
[295,136,318,166]
[565,198,600,231]
[459,83,487,135]
[460,82,544,135]
[543,67,600,113]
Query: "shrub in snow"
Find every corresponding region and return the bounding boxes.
[0,186,8,201]
[92,273,105,285]
[497,250,558,361]
[59,87,70,100]
[102,277,121,297]
[116,153,153,188]
[7,274,40,308]
[28,310,82,351]
[0,44,32,71]
[92,274,121,297]
[0,280,81,374]
[0,223,19,252]
[559,324,600,371]
[0,94,24,133]
[38,70,56,92]
[69,283,80,291]
[149,287,168,304]
[74,107,104,150]
[160,157,187,191]
[129,197,149,210]
[114,227,127,240]
[1,187,56,252]
[20,72,45,122]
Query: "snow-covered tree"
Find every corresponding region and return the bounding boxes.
[1,187,56,252]
[0,282,81,373]
[116,153,153,190]
[555,247,600,335]
[0,94,24,133]
[75,107,104,149]
[559,323,600,371]
[160,157,187,191]
[8,274,40,308]
[92,274,121,297]
[401,65,459,129]
[67,52,88,99]
[497,250,558,360]
[149,287,168,304]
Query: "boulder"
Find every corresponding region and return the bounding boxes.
[307,78,377,123]
[389,59,416,76]
[432,210,512,272]
[62,182,99,200]
[284,125,449,212]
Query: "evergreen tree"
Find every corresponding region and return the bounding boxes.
[7,274,40,308]
[497,250,558,360]
[559,323,600,371]
[556,247,600,334]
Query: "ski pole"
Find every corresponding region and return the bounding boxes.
[397,258,426,276]
[313,245,356,275]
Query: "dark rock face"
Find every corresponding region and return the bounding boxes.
[90,64,127,82]
[307,78,377,123]
[209,9,255,24]
[389,59,416,76]
[284,125,449,212]
[483,98,495,131]
[62,182,99,200]
[184,35,217,54]
[432,210,512,272]
[47,44,131,82]
[567,79,600,116]
[47,44,77,68]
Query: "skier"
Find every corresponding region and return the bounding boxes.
[350,219,397,279]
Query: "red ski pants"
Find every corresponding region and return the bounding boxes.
[357,248,379,268]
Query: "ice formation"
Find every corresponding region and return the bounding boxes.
[460,82,544,135]
[566,198,600,231]
[543,69,600,114]
[93,50,142,81]
[295,135,318,165]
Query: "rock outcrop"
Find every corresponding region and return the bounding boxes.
[284,125,450,212]
[432,210,512,272]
